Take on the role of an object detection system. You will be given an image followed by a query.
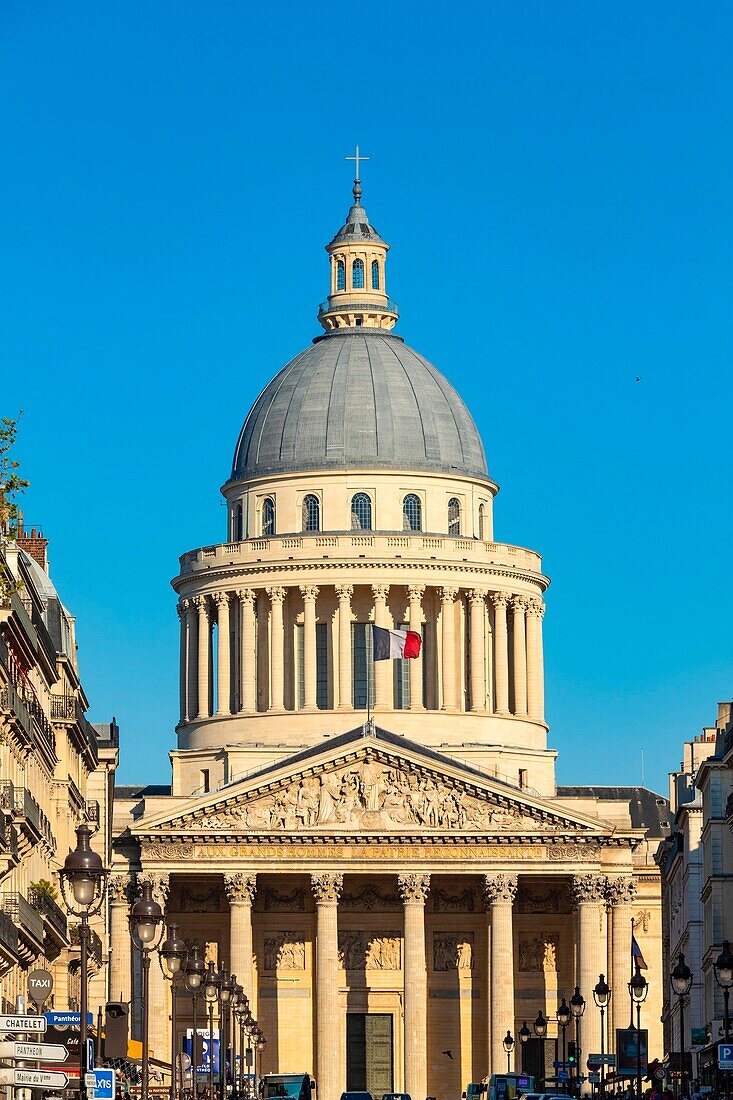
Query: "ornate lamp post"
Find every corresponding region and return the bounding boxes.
[59,825,108,1100]
[159,924,188,1100]
[570,986,586,1098]
[534,1012,548,1091]
[628,964,648,1100]
[129,883,165,1100]
[254,1029,266,1093]
[204,963,221,1100]
[184,941,206,1098]
[503,1031,515,1074]
[242,1011,255,1098]
[230,983,243,1096]
[236,994,250,1096]
[593,974,612,1100]
[558,997,571,1083]
[670,954,692,1099]
[217,967,233,1100]
[714,942,733,1100]
[519,1021,531,1073]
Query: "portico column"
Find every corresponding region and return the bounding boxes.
[195,595,211,720]
[335,585,354,709]
[371,584,390,709]
[572,874,608,1093]
[468,589,487,712]
[398,873,430,1100]
[300,585,319,711]
[239,588,257,714]
[215,592,232,716]
[491,592,510,715]
[511,596,528,717]
[178,602,188,723]
[185,600,198,722]
[526,599,545,722]
[311,873,344,1100]
[407,585,425,710]
[224,873,257,1012]
[606,876,637,1041]
[484,874,518,1075]
[440,586,459,711]
[267,586,286,711]
[109,874,133,1002]
[137,872,170,1063]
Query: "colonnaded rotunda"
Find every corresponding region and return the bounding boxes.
[112,171,667,1100]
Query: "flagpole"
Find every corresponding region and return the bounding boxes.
[366,625,372,733]
[629,916,635,1028]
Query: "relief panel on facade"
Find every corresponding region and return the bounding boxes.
[338,931,402,971]
[518,934,558,972]
[263,932,306,972]
[433,932,474,970]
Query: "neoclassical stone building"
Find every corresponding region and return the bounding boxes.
[113,176,667,1100]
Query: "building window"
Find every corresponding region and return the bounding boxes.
[371,260,380,289]
[478,503,486,541]
[394,621,423,710]
[297,623,329,710]
[352,258,364,289]
[448,497,461,536]
[336,260,345,291]
[351,492,372,530]
[402,493,422,532]
[233,503,243,541]
[302,494,320,532]
[352,623,375,709]
[262,497,276,537]
[201,769,210,793]
[519,768,528,790]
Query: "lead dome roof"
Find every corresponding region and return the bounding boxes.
[230,330,490,483]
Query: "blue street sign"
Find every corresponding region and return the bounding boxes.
[719,1044,733,1071]
[43,1012,94,1027]
[184,1033,220,1075]
[553,1062,572,1069]
[93,1070,115,1100]
[559,1071,570,1082]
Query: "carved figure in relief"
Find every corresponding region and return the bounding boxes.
[338,931,401,970]
[519,935,558,972]
[434,933,474,970]
[263,932,305,971]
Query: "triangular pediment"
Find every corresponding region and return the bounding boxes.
[134,728,616,839]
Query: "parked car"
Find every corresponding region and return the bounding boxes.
[382,1094,411,1100]
[340,1092,374,1100]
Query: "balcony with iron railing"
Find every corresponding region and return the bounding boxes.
[51,695,100,761]
[2,891,45,959]
[70,922,103,967]
[29,887,69,948]
[0,782,55,851]
[0,680,56,758]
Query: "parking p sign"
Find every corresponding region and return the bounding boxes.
[719,1044,733,1071]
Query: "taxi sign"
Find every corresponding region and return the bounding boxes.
[0,1015,47,1034]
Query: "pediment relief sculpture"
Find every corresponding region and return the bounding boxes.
[172,753,586,835]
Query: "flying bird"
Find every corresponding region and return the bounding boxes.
[442,1050,453,1059]
[635,377,641,382]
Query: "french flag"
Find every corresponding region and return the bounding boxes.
[632,934,648,970]
[371,624,422,661]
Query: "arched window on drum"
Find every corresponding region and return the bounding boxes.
[302,494,321,532]
[402,494,422,532]
[233,502,243,542]
[371,260,380,289]
[448,497,461,537]
[352,258,364,289]
[336,260,345,291]
[478,503,486,541]
[351,493,372,530]
[262,497,276,537]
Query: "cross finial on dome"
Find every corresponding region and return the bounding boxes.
[345,144,369,204]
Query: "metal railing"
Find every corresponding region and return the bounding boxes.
[0,682,56,756]
[0,911,18,958]
[85,800,100,825]
[2,891,45,945]
[318,298,399,316]
[70,923,103,965]
[51,693,76,720]
[29,888,68,943]
[0,783,55,849]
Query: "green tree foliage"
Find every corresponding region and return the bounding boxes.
[0,413,30,601]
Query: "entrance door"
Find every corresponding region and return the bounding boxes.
[346,1014,393,1096]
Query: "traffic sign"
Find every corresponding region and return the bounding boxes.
[0,1068,69,1088]
[27,969,54,1011]
[553,1061,572,1069]
[588,1073,600,1083]
[559,1071,569,1082]
[44,1010,93,1027]
[719,1044,733,1071]
[92,1068,116,1100]
[589,1054,616,1066]
[0,1040,69,1062]
[0,1014,47,1034]
[654,1068,666,1081]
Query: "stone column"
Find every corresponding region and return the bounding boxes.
[484,874,518,1075]
[300,585,319,711]
[398,873,430,1100]
[185,600,198,722]
[371,584,390,709]
[137,872,170,1063]
[491,592,510,715]
[468,589,487,712]
[335,585,353,709]
[526,599,545,722]
[573,874,609,1089]
[239,588,257,714]
[407,585,425,710]
[267,586,286,711]
[440,586,459,710]
[195,595,211,720]
[225,873,257,1011]
[606,876,637,1040]
[511,596,528,717]
[311,873,343,1100]
[215,592,232,716]
[178,603,188,723]
[109,874,133,1002]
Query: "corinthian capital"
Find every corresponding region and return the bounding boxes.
[300,585,320,603]
[371,584,389,603]
[526,599,545,619]
[267,586,287,604]
[468,588,487,606]
[108,873,134,905]
[605,875,637,906]
[407,584,426,603]
[572,873,608,906]
[335,584,354,602]
[237,588,256,607]
[177,602,187,621]
[193,594,210,617]
[511,595,529,613]
[311,872,344,904]
[397,873,431,904]
[212,591,230,609]
[224,872,257,904]
[439,586,459,603]
[483,873,518,906]
[137,871,170,907]
[491,591,510,610]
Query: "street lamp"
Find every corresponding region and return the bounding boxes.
[628,964,648,1100]
[159,924,188,1100]
[255,1029,266,1092]
[59,825,108,1100]
[593,974,612,1100]
[570,987,586,1098]
[185,941,206,1097]
[130,883,165,1100]
[671,954,692,1099]
[714,942,733,1100]
[204,963,220,1100]
[217,967,233,1100]
[503,1031,515,1074]
[533,1012,548,1090]
[235,992,251,1096]
[558,997,571,1082]
[519,1022,531,1073]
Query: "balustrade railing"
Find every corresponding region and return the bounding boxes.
[2,891,45,945]
[0,911,19,957]
[29,888,68,942]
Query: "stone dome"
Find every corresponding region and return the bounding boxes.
[230,329,490,483]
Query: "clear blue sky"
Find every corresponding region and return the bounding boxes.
[2,2,731,792]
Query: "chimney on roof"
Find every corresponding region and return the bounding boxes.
[17,524,49,571]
